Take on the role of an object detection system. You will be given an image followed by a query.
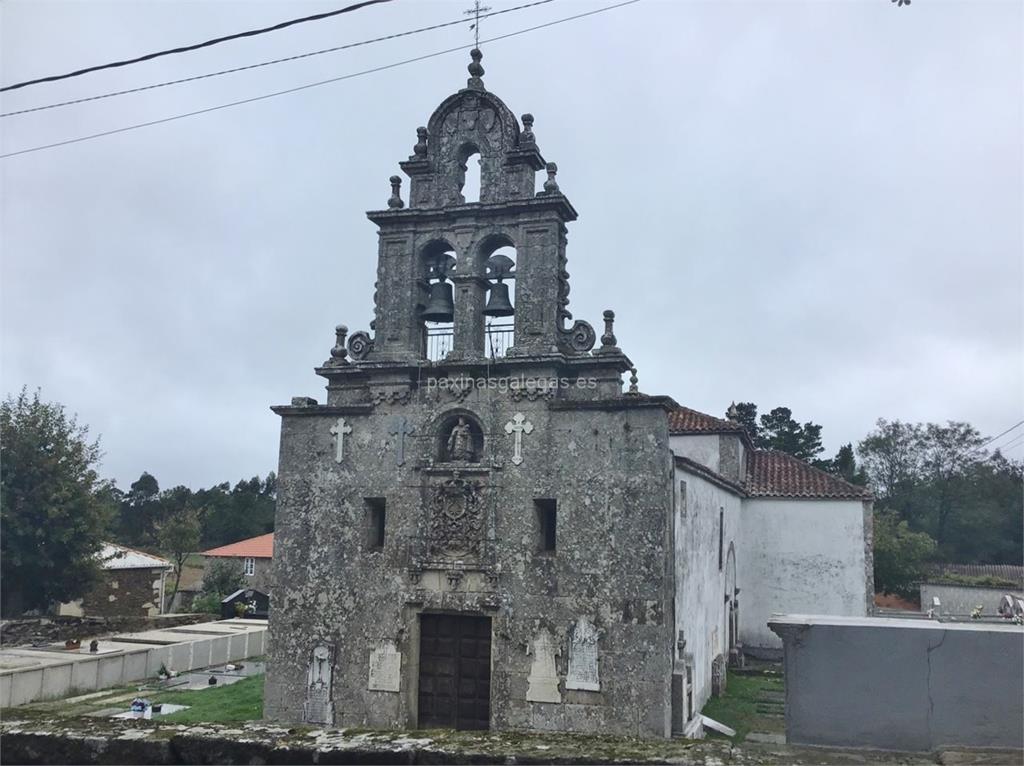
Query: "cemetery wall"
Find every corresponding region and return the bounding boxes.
[919,582,1023,617]
[770,614,1024,751]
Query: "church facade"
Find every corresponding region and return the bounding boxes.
[264,51,872,739]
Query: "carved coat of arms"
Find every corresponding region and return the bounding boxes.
[429,471,483,557]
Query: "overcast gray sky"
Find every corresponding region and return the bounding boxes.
[2,0,1021,490]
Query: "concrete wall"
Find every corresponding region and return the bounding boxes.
[770,615,1024,752]
[672,469,741,721]
[920,582,1023,617]
[738,498,870,650]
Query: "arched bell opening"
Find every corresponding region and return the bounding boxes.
[435,410,485,463]
[478,235,517,359]
[458,143,482,204]
[419,240,457,360]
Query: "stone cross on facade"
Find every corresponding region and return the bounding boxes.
[387,415,414,466]
[330,417,352,463]
[504,412,533,466]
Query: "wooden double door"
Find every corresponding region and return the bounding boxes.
[417,613,491,730]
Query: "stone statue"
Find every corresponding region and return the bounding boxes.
[446,417,474,462]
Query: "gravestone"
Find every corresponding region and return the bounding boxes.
[303,644,335,725]
[566,617,600,692]
[367,640,401,692]
[526,627,561,703]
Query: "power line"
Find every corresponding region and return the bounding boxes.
[994,433,1024,453]
[1,1,557,119]
[977,419,1024,451]
[1,0,394,93]
[0,0,641,160]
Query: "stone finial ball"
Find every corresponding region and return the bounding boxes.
[389,175,401,184]
[522,113,534,125]
[336,324,348,333]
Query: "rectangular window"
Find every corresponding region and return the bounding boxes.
[365,497,386,550]
[718,508,725,570]
[243,557,255,576]
[677,480,687,517]
[535,499,557,553]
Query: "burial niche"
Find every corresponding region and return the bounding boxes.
[437,412,484,463]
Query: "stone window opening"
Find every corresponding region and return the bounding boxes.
[365,498,386,550]
[535,498,557,553]
[437,412,484,463]
[458,144,482,203]
[243,557,255,577]
[420,243,457,360]
[482,242,516,357]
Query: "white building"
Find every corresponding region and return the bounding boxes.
[668,405,872,730]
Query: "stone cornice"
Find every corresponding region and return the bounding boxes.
[366,195,578,226]
[270,404,375,417]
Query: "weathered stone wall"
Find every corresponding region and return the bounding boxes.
[67,568,166,619]
[770,615,1024,751]
[265,370,675,738]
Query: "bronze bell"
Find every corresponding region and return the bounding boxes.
[483,281,514,317]
[421,281,455,323]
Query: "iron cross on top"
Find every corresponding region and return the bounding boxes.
[464,0,492,48]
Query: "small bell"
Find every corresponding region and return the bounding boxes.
[483,281,514,317]
[421,281,455,323]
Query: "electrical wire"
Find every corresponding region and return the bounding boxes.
[1,0,557,118]
[1,0,394,93]
[0,0,641,160]
[975,420,1024,452]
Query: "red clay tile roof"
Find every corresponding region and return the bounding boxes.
[746,451,871,500]
[927,563,1024,586]
[667,406,747,435]
[202,532,274,559]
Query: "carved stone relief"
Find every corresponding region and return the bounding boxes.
[566,617,600,692]
[303,643,335,725]
[526,627,561,703]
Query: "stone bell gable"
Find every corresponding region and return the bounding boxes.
[341,50,597,365]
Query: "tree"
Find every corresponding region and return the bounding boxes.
[0,389,114,615]
[872,510,936,598]
[829,443,868,485]
[859,419,1023,565]
[730,402,825,462]
[158,507,201,611]
[193,558,246,612]
[116,471,163,548]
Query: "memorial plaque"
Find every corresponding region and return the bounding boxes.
[526,628,561,703]
[566,617,600,692]
[303,643,335,725]
[368,640,402,692]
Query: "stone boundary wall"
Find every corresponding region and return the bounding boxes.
[770,614,1024,752]
[1,614,208,647]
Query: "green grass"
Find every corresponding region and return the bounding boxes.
[152,674,264,723]
[701,672,785,742]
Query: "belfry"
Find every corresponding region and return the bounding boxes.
[265,49,873,739]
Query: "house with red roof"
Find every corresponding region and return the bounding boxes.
[202,532,274,594]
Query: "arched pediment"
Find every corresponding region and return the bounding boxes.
[426,89,521,169]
